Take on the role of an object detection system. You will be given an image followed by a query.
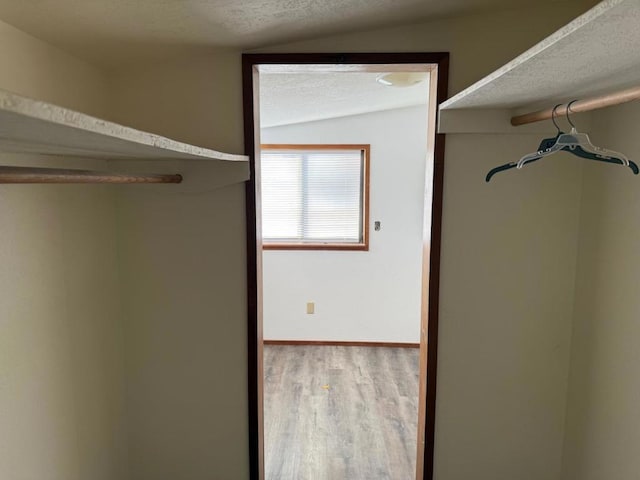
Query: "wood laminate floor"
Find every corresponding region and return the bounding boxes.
[264,345,419,480]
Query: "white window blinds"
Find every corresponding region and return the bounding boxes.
[261,147,366,245]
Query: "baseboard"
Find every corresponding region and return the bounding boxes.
[263,340,420,348]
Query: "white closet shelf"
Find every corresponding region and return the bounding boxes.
[0,89,250,191]
[0,88,248,163]
[440,0,640,115]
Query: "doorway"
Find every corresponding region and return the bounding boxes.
[243,52,448,480]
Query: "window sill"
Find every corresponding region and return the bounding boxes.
[262,243,369,251]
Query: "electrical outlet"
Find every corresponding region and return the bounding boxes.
[306,302,315,314]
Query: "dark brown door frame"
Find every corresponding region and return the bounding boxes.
[242,52,449,480]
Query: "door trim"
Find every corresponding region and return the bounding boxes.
[242,52,449,480]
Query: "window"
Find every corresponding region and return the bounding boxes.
[261,144,370,250]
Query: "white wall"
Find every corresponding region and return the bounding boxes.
[0,19,127,480]
[261,106,427,343]
[560,102,640,480]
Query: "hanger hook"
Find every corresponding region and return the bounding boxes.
[566,99,578,129]
[551,104,562,133]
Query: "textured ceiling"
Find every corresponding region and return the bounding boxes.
[0,0,564,67]
[260,72,430,127]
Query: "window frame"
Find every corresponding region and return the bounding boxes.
[260,144,370,251]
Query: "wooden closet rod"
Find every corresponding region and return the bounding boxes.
[0,166,182,184]
[511,84,640,126]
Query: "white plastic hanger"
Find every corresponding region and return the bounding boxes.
[486,102,639,182]
[516,100,632,170]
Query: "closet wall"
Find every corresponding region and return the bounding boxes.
[0,1,600,480]
[106,53,250,480]
[0,19,127,480]
[433,133,582,480]
[560,102,640,479]
[0,19,107,115]
[102,4,591,474]
[105,4,594,477]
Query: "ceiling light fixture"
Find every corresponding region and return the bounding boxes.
[376,72,427,87]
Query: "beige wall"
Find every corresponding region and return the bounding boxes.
[0,18,107,116]
[435,134,583,480]
[0,19,126,480]
[106,50,244,153]
[0,1,601,479]
[115,186,248,480]
[103,2,593,479]
[560,102,640,479]
[106,52,249,480]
